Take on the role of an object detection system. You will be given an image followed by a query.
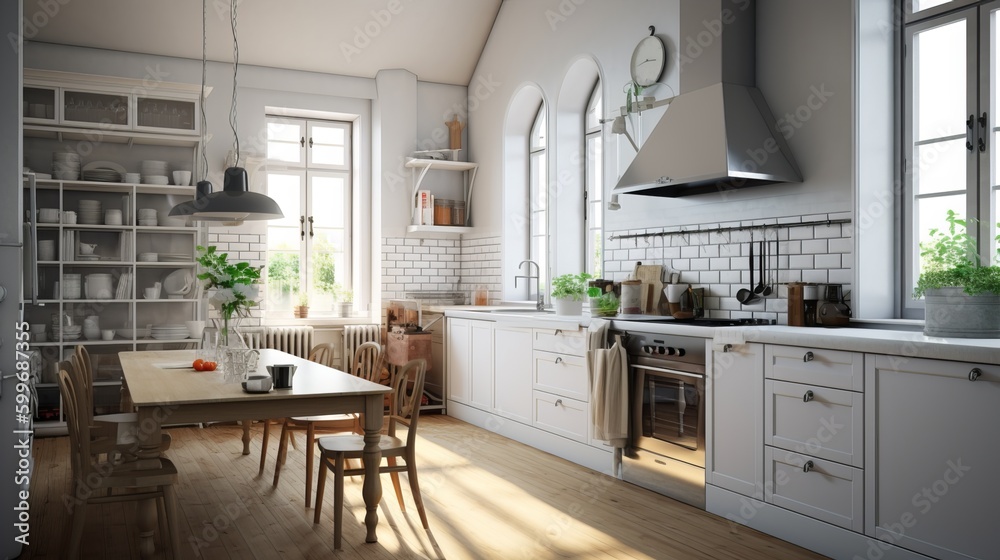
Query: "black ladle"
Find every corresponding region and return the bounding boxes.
[754,240,766,295]
[736,241,757,304]
[762,240,775,296]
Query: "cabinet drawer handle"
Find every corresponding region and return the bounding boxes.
[554,399,563,407]
[803,460,814,473]
[803,390,814,402]
[555,357,563,364]
[969,368,982,382]
[555,329,563,335]
[803,351,814,362]
[722,344,733,353]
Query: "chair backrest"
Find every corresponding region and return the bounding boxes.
[58,368,91,479]
[352,341,384,383]
[74,344,92,382]
[68,354,94,424]
[389,358,427,448]
[308,343,337,368]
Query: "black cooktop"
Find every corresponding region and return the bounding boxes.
[612,315,776,327]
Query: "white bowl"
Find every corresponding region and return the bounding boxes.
[38,208,60,223]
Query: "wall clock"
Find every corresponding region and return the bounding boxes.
[630,28,666,87]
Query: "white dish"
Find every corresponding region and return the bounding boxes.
[82,161,127,174]
[162,269,195,295]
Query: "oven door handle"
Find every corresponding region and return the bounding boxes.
[630,363,703,379]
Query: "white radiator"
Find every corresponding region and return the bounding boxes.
[343,325,381,370]
[264,326,314,358]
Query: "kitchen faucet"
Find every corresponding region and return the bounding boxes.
[514,260,544,310]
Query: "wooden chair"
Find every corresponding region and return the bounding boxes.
[58,368,181,559]
[270,341,384,507]
[313,358,429,550]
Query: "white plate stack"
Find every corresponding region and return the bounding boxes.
[150,324,189,341]
[82,168,122,183]
[77,200,102,225]
[62,274,82,299]
[53,152,81,180]
[140,160,169,184]
[138,252,158,262]
[138,208,158,226]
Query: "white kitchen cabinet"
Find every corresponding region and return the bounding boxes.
[765,344,864,392]
[707,342,764,499]
[533,391,589,443]
[446,318,471,404]
[866,354,1000,560]
[532,351,588,402]
[764,379,864,468]
[493,326,533,424]
[765,447,863,532]
[469,320,495,410]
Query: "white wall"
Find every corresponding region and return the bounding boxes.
[468,0,855,283]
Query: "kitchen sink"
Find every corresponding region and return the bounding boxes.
[483,308,554,314]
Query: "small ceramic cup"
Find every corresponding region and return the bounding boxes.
[243,375,272,392]
[101,329,115,341]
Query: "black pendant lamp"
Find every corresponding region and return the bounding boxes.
[170,0,282,226]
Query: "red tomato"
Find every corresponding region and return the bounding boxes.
[204,361,217,372]
[192,359,205,371]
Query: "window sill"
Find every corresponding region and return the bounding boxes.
[263,316,379,328]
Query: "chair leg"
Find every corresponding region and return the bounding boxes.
[333,452,345,551]
[157,497,168,558]
[273,421,289,488]
[406,455,430,529]
[67,500,87,559]
[258,419,271,476]
[387,457,405,511]
[162,485,181,560]
[305,423,315,507]
[314,455,328,524]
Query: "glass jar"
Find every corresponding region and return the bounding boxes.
[434,199,452,225]
[452,200,466,226]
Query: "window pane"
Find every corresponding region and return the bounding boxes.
[267,122,303,164]
[587,85,603,131]
[587,136,603,200]
[532,235,547,287]
[913,0,953,13]
[914,20,967,140]
[267,173,302,227]
[531,152,547,210]
[314,228,345,252]
[267,227,300,250]
[311,145,346,166]
[311,125,345,145]
[914,139,967,195]
[310,175,346,228]
[916,194,966,279]
[265,251,300,313]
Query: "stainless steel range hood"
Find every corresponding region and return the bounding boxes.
[613,0,801,198]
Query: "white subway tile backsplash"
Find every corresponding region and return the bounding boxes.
[606,212,853,325]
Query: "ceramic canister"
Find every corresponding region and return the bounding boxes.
[621,280,643,314]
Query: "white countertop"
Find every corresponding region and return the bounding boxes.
[440,307,1000,363]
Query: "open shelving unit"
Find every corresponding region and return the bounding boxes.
[405,157,477,234]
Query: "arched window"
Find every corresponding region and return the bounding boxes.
[529,103,548,294]
[585,80,603,277]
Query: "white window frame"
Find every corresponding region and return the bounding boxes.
[529,104,548,301]
[265,116,353,318]
[585,80,603,278]
[900,0,1000,317]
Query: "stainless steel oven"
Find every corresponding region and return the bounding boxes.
[617,330,708,509]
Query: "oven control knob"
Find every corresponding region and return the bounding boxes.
[662,347,674,355]
[642,345,651,354]
[676,348,686,357]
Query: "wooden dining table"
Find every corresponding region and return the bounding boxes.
[119,348,393,557]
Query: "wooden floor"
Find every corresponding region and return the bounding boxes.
[22,415,828,559]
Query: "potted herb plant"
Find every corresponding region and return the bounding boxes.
[550,273,592,315]
[913,210,1000,337]
[293,292,309,318]
[336,287,354,317]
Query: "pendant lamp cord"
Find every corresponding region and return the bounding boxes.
[229,0,240,168]
[199,0,208,181]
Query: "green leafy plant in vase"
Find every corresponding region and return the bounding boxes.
[294,292,309,319]
[913,210,1000,337]
[196,245,264,346]
[549,273,592,315]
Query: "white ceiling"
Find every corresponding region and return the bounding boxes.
[28,0,503,86]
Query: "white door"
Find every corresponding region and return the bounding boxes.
[493,326,533,424]
[446,318,470,404]
[707,342,764,499]
[866,354,1000,560]
[469,320,495,410]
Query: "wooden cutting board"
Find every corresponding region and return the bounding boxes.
[633,263,664,314]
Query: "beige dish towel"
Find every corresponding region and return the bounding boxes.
[587,319,629,452]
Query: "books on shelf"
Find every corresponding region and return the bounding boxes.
[115,271,132,300]
[415,190,433,226]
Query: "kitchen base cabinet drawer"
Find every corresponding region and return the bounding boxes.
[533,391,588,443]
[765,379,863,467]
[532,328,586,356]
[764,447,863,532]
[533,351,588,401]
[765,345,863,391]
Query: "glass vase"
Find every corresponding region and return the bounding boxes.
[213,315,246,382]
